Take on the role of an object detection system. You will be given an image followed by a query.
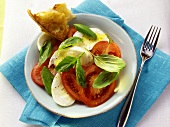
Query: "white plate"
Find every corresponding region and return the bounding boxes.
[25,14,137,118]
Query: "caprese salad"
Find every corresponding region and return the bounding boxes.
[31,24,126,107]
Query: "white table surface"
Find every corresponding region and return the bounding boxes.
[0,0,170,127]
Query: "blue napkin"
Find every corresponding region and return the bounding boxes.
[0,0,170,127]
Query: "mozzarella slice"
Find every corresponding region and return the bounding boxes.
[73,28,109,50]
[48,50,58,67]
[48,46,94,67]
[51,73,75,106]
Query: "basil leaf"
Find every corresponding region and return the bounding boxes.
[39,41,52,65]
[74,24,97,40]
[58,37,82,50]
[55,56,77,72]
[76,58,86,88]
[94,55,126,72]
[41,66,54,95]
[93,70,119,88]
[105,34,112,43]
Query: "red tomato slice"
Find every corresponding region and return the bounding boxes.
[67,27,77,38]
[31,59,49,87]
[91,41,121,57]
[61,65,117,107]
[51,40,61,54]
[61,68,82,101]
[79,65,117,107]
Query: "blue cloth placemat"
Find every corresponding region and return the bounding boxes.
[0,0,170,127]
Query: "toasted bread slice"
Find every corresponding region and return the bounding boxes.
[28,3,75,41]
[53,3,75,22]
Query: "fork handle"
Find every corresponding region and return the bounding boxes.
[117,61,145,127]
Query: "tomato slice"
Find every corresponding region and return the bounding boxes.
[91,41,121,57]
[31,59,49,87]
[79,65,117,107]
[67,27,77,38]
[51,40,61,54]
[61,68,82,101]
[61,65,117,107]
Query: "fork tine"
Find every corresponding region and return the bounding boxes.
[153,27,161,51]
[148,26,156,44]
[150,26,158,45]
[142,25,153,50]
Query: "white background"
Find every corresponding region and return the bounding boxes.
[0,0,170,127]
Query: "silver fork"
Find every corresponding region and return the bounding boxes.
[117,26,161,127]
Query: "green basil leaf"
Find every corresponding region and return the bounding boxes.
[74,24,97,40]
[41,66,54,95]
[93,70,119,88]
[76,58,86,88]
[105,34,112,43]
[39,41,52,65]
[58,37,82,50]
[55,56,77,72]
[94,55,126,72]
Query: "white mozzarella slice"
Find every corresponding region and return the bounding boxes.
[73,28,109,50]
[48,50,58,67]
[48,46,94,67]
[51,73,75,106]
